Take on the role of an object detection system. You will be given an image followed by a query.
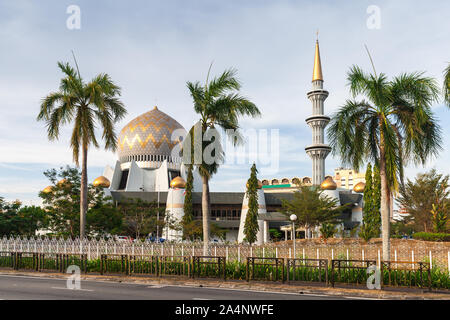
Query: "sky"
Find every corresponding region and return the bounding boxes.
[0,0,449,205]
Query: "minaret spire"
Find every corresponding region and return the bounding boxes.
[312,39,323,81]
[305,37,331,185]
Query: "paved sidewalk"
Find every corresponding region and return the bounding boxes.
[0,270,448,300]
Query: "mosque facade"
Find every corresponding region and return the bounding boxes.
[92,40,366,243]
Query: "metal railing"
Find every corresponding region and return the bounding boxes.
[331,259,377,287]
[381,261,431,291]
[246,257,285,282]
[0,251,448,291]
[192,256,226,280]
[286,258,328,284]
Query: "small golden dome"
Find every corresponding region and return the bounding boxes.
[43,186,53,194]
[93,176,111,188]
[246,180,263,189]
[170,176,186,189]
[57,179,69,186]
[320,176,337,190]
[353,182,365,193]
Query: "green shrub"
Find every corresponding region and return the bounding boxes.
[412,232,450,242]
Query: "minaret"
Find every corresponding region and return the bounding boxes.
[305,38,331,185]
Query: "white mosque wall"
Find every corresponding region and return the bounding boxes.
[142,169,157,192]
[109,160,123,191]
[320,189,340,201]
[352,205,363,224]
[102,164,114,182]
[163,188,185,241]
[126,160,143,191]
[237,188,266,245]
[192,167,202,192]
[155,160,169,192]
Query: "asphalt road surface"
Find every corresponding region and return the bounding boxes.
[0,274,361,300]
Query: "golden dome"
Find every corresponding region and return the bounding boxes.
[57,179,69,186]
[93,176,111,188]
[170,176,186,189]
[42,186,53,193]
[246,180,263,189]
[117,106,186,168]
[320,176,337,190]
[353,182,365,193]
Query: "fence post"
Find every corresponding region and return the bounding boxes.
[262,247,265,258]
[362,249,364,261]
[276,247,278,258]
[245,258,249,282]
[429,251,432,269]
[238,247,240,263]
[448,251,450,274]
[226,247,228,261]
[377,250,381,270]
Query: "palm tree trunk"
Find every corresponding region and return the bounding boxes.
[379,140,391,262]
[80,145,88,238]
[201,175,210,255]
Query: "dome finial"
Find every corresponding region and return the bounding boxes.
[312,37,323,81]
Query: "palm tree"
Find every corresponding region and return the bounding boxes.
[444,63,450,107]
[327,65,441,261]
[37,61,126,238]
[186,67,260,254]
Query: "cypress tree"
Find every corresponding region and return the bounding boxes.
[244,164,259,244]
[360,163,374,240]
[372,163,382,236]
[182,165,194,239]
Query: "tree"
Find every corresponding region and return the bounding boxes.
[0,198,48,236]
[40,166,120,238]
[243,164,259,244]
[119,199,166,240]
[87,189,122,237]
[182,220,226,242]
[185,67,260,254]
[328,65,441,260]
[281,186,342,239]
[397,170,449,233]
[359,163,382,241]
[37,61,126,238]
[182,166,194,240]
[320,223,338,239]
[444,63,450,107]
[39,166,83,237]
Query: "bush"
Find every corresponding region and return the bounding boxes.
[412,232,450,242]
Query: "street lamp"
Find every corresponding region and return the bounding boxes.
[290,214,297,258]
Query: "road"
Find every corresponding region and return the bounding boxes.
[0,274,360,300]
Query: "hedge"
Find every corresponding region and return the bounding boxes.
[412,232,450,242]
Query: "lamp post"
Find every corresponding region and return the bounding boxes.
[290,214,297,259]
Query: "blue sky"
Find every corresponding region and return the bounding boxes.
[0,0,449,204]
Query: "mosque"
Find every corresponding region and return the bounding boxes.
[91,40,366,243]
